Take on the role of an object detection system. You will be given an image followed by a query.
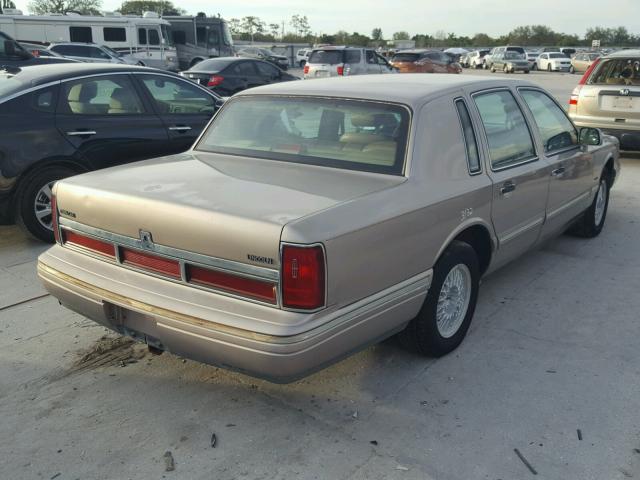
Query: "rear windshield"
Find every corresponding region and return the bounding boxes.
[392,53,420,62]
[189,58,235,72]
[196,96,410,175]
[506,47,525,54]
[549,53,566,58]
[590,58,640,85]
[308,50,344,65]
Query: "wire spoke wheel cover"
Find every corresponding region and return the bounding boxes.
[436,264,472,338]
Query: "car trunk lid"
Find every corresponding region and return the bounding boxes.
[54,152,404,269]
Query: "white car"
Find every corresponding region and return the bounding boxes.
[536,52,571,72]
[48,43,141,65]
[525,51,540,69]
[296,48,311,67]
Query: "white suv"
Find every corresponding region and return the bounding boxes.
[296,48,311,67]
[303,47,396,79]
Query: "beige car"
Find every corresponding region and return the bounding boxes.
[569,49,640,150]
[570,52,600,74]
[38,75,620,383]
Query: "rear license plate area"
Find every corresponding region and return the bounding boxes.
[105,302,166,351]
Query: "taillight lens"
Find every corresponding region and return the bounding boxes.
[281,245,325,310]
[303,65,309,74]
[336,65,344,76]
[207,75,224,87]
[62,230,116,258]
[120,247,181,278]
[188,265,277,304]
[51,192,60,243]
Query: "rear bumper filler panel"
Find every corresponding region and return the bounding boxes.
[38,257,431,382]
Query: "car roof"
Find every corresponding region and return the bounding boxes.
[606,49,640,58]
[234,74,538,106]
[2,63,177,89]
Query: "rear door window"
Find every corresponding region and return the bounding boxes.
[309,50,343,65]
[473,90,536,170]
[196,96,410,175]
[61,76,145,115]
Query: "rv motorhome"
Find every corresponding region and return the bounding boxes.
[0,10,178,71]
[164,15,234,70]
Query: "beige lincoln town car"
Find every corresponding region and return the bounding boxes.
[38,75,620,382]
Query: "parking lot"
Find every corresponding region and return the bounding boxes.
[2,70,640,480]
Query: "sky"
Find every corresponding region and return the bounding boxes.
[10,0,640,38]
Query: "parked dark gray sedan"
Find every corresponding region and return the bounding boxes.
[0,63,223,242]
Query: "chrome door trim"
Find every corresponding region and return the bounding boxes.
[499,216,545,244]
[546,191,590,221]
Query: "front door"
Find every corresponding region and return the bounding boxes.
[518,88,595,237]
[55,74,169,170]
[472,88,549,268]
[136,73,217,154]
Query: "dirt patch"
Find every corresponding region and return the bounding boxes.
[72,335,146,372]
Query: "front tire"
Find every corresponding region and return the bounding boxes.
[571,174,610,238]
[400,241,480,357]
[16,165,79,243]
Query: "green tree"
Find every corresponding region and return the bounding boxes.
[471,33,494,47]
[240,16,265,41]
[227,17,241,36]
[269,22,280,39]
[371,27,383,41]
[392,31,410,41]
[118,1,184,15]
[28,0,101,14]
[290,14,311,37]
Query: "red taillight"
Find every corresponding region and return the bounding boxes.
[188,265,277,304]
[336,65,344,76]
[62,230,116,258]
[120,247,181,278]
[51,192,59,243]
[303,65,309,74]
[207,75,224,87]
[281,245,325,310]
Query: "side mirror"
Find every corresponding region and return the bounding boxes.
[579,127,601,146]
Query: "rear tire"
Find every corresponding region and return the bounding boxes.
[299,60,306,68]
[569,65,575,74]
[570,174,610,238]
[532,63,537,71]
[16,165,79,243]
[524,69,530,74]
[399,241,480,357]
[490,64,496,73]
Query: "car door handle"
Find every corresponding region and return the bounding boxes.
[551,166,566,177]
[168,126,192,132]
[66,130,97,136]
[500,182,517,195]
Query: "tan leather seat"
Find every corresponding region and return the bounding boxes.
[67,82,100,114]
[107,87,141,114]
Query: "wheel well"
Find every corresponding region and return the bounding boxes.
[9,158,87,213]
[604,156,615,184]
[453,226,493,275]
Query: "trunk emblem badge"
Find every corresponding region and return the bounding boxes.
[139,230,154,250]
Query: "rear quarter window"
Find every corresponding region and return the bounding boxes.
[590,58,640,85]
[308,50,343,65]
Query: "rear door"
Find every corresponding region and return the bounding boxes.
[365,50,382,74]
[254,60,283,85]
[136,73,217,153]
[55,73,168,170]
[471,88,549,267]
[518,88,595,236]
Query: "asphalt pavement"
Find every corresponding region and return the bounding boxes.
[1,71,639,480]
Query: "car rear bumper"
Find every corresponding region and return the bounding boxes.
[38,248,430,383]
